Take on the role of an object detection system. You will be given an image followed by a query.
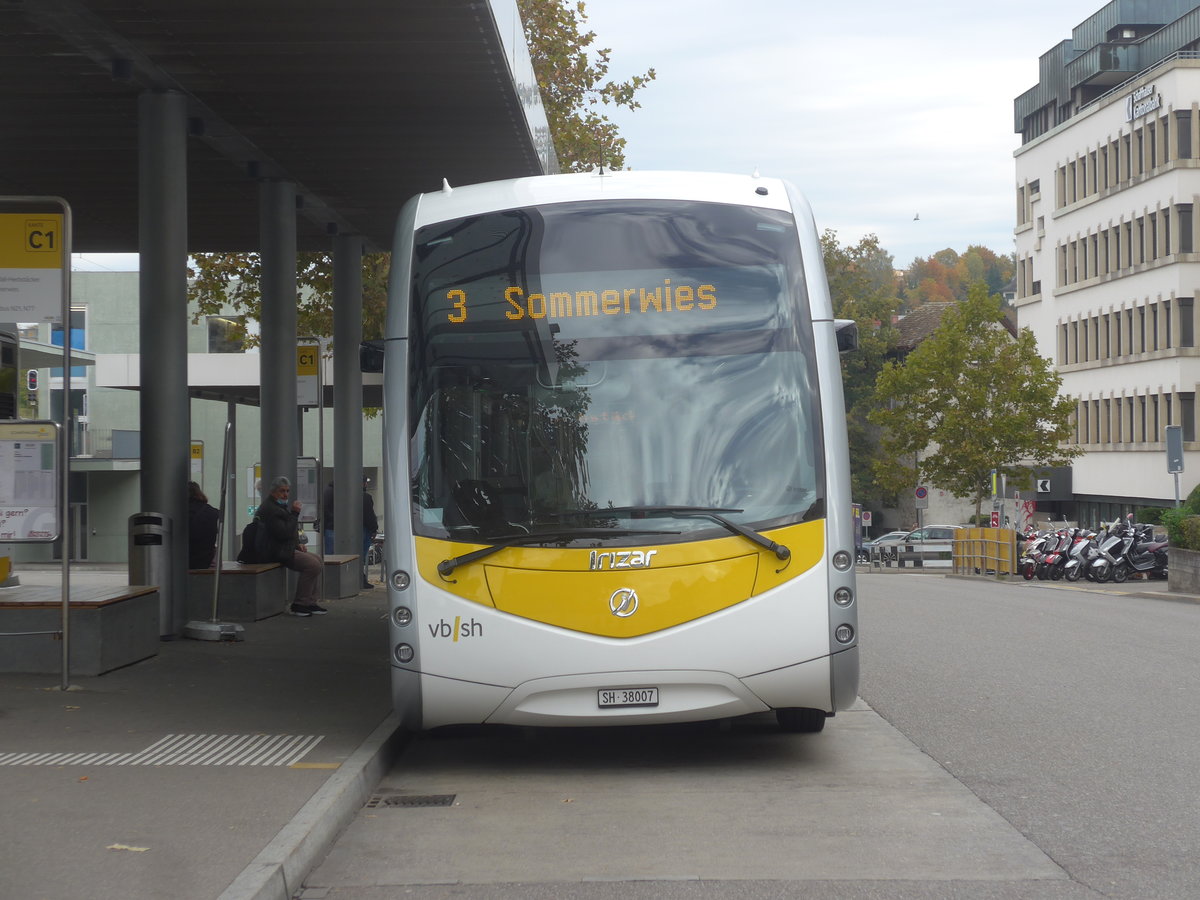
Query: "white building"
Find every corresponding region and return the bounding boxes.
[1014,1,1200,525]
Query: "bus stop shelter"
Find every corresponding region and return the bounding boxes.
[0,0,555,631]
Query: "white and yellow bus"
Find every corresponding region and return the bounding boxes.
[381,170,858,733]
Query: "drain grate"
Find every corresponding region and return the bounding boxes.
[365,792,456,809]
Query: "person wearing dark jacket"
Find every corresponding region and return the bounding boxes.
[362,480,378,589]
[255,475,325,617]
[187,481,220,569]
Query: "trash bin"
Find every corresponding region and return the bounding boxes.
[129,512,173,638]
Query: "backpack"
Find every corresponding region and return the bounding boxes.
[237,518,262,564]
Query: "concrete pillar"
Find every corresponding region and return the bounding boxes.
[332,234,365,558]
[259,180,298,499]
[138,90,189,637]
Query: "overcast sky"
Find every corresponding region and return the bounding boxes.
[581,0,1110,267]
[76,0,1110,273]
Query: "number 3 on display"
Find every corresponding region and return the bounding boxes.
[447,289,468,323]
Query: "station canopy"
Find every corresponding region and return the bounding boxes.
[0,0,553,253]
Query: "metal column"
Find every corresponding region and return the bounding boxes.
[333,234,364,555]
[138,90,189,638]
[259,179,298,496]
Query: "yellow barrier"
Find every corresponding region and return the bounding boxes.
[953,528,1018,577]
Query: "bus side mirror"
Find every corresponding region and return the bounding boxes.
[835,319,858,353]
[360,339,385,373]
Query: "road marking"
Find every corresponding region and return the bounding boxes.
[0,733,324,766]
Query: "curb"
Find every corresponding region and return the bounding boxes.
[218,711,406,900]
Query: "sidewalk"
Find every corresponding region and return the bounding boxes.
[0,564,402,900]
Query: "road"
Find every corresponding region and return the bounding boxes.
[298,574,1200,900]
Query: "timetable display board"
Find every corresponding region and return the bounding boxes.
[0,420,60,541]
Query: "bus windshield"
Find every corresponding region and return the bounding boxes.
[408,199,825,545]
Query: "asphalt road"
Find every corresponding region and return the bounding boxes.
[859,574,1200,900]
[297,574,1200,900]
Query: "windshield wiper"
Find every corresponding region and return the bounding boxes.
[437,528,679,577]
[569,506,791,561]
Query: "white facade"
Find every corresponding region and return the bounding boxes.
[1014,58,1200,519]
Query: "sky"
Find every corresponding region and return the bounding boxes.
[579,0,1110,267]
[74,0,1108,273]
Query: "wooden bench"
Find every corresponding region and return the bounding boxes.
[0,585,159,675]
[186,562,287,622]
[322,553,362,599]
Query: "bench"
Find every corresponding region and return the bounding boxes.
[322,553,362,599]
[0,584,159,675]
[186,562,287,622]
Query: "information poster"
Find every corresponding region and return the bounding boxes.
[296,457,319,523]
[0,420,60,541]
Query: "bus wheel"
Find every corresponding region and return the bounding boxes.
[776,708,826,733]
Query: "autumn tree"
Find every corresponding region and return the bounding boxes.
[900,246,1016,310]
[517,0,655,171]
[189,0,654,333]
[869,283,1080,521]
[820,230,901,507]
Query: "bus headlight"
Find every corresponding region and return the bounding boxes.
[834,624,855,644]
[832,550,851,571]
[834,587,853,607]
[394,643,415,664]
[391,570,411,591]
[392,606,413,627]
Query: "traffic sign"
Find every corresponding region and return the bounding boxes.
[862,510,873,525]
[1037,478,1051,493]
[914,484,929,510]
[990,510,1000,527]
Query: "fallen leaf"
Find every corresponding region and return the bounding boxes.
[107,844,149,853]
[78,776,88,782]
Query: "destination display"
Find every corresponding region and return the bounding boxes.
[432,266,789,340]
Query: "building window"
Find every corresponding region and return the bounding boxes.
[1181,110,1194,159]
[207,315,247,354]
[1180,204,1194,253]
[1182,298,1195,347]
[1183,393,1196,442]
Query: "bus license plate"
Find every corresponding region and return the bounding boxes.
[598,687,659,708]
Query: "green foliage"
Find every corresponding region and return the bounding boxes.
[516,0,656,171]
[819,230,901,507]
[1135,507,1165,525]
[1159,482,1200,547]
[188,252,390,347]
[1162,509,1200,550]
[868,283,1081,521]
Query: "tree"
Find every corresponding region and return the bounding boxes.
[900,246,1016,310]
[868,283,1080,521]
[188,251,391,346]
[189,0,654,331]
[820,230,901,506]
[517,0,656,171]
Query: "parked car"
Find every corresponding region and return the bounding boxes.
[856,530,910,563]
[901,525,963,543]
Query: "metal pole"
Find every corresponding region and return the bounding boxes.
[209,420,233,621]
[59,200,72,691]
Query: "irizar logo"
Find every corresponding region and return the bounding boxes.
[589,549,657,570]
[428,616,483,641]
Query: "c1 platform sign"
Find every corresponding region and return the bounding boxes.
[0,212,65,322]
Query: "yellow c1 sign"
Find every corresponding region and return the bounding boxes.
[0,214,64,268]
[296,345,319,376]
